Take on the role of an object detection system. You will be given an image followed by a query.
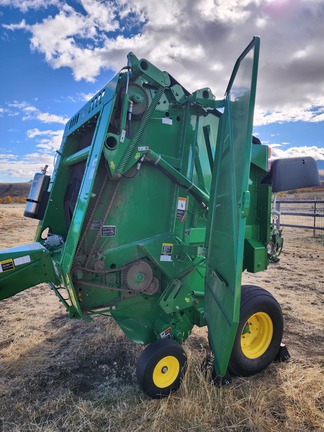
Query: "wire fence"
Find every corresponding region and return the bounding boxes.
[274,199,324,240]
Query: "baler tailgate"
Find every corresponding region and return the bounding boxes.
[205,37,260,376]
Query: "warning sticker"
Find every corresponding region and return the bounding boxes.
[160,243,173,262]
[160,327,172,338]
[176,197,187,218]
[0,259,15,273]
[91,220,102,230]
[161,243,173,255]
[101,225,116,237]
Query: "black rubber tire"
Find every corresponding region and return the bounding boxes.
[136,338,187,399]
[228,285,283,377]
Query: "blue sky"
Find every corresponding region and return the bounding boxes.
[0,0,323,182]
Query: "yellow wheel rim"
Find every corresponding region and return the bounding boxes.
[152,356,180,388]
[241,312,273,359]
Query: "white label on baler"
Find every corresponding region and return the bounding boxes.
[120,129,126,143]
[14,255,31,266]
[160,255,172,262]
[162,117,173,125]
[177,197,186,210]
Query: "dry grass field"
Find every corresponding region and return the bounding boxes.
[0,204,323,431]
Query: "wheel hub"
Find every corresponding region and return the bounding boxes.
[241,312,273,359]
[153,356,180,389]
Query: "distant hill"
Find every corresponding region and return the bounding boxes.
[0,182,31,200]
[0,168,322,202]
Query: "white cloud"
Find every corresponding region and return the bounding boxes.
[198,0,253,23]
[256,16,268,28]
[26,128,59,138]
[78,92,95,102]
[0,0,59,13]
[36,112,67,124]
[0,155,55,182]
[26,128,63,153]
[26,129,62,155]
[0,100,66,181]
[254,104,324,126]
[271,145,324,161]
[66,92,94,103]
[291,44,313,61]
[0,126,63,182]
[2,19,29,30]
[6,101,68,124]
[2,0,324,127]
[0,153,17,160]
[0,146,56,181]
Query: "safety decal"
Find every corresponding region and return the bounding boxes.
[176,197,187,218]
[91,220,102,230]
[101,225,116,237]
[160,243,173,262]
[160,327,172,338]
[0,258,15,273]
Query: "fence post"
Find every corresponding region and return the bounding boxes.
[313,201,317,238]
[276,200,281,230]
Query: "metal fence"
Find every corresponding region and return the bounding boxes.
[274,199,324,237]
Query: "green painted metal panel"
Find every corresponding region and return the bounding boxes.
[0,242,57,300]
[251,143,269,171]
[205,37,260,376]
[244,238,267,272]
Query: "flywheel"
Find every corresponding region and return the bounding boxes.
[125,261,153,292]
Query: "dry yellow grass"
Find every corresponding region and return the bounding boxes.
[0,204,323,431]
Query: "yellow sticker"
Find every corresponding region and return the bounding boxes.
[184,297,191,303]
[161,243,173,255]
[135,152,140,160]
[0,259,14,273]
[110,161,116,170]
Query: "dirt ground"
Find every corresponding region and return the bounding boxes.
[0,204,323,431]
